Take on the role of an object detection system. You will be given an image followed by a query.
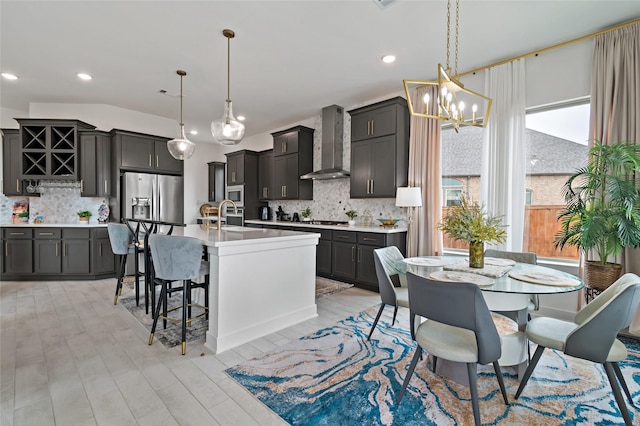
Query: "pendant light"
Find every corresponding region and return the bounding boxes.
[211,29,245,145]
[167,70,196,160]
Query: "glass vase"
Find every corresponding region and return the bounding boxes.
[468,241,484,268]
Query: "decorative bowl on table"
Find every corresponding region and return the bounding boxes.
[377,218,401,227]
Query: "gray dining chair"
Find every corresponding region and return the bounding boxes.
[515,273,640,426]
[368,246,409,340]
[148,234,210,355]
[397,272,509,426]
[107,223,137,305]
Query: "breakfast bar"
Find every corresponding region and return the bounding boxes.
[182,224,320,354]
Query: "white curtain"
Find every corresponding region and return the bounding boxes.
[480,59,527,251]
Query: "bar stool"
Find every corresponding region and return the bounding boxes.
[147,234,210,355]
[107,223,137,305]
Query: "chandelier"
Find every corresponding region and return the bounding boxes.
[211,29,245,145]
[403,0,491,132]
[166,70,196,160]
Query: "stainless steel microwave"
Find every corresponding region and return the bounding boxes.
[225,185,244,207]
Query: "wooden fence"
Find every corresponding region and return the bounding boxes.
[442,205,579,260]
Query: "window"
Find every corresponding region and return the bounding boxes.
[440,100,589,260]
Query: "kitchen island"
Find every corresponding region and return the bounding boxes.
[181,224,320,354]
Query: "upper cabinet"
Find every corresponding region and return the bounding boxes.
[111,129,183,175]
[16,119,96,180]
[79,130,111,197]
[270,126,314,200]
[258,149,274,201]
[1,129,24,196]
[208,161,225,203]
[226,151,249,185]
[348,97,409,198]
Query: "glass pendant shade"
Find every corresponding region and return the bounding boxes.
[167,124,196,160]
[211,100,245,145]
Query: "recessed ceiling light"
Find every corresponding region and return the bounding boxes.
[190,130,198,135]
[1,73,18,80]
[237,115,246,121]
[77,73,92,80]
[381,55,396,64]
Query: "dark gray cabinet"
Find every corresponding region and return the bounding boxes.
[331,229,406,292]
[2,129,24,196]
[2,228,33,275]
[271,126,314,200]
[80,131,112,197]
[16,119,96,180]
[2,227,114,280]
[208,162,225,203]
[348,97,410,198]
[258,150,274,201]
[112,130,183,175]
[226,150,253,185]
[316,229,332,277]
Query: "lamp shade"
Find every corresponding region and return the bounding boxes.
[396,187,422,207]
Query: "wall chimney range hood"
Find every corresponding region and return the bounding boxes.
[300,105,350,180]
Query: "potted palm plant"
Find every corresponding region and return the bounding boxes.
[77,210,92,224]
[345,210,357,226]
[554,140,640,291]
[438,196,507,268]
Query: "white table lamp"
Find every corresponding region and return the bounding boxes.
[396,187,422,257]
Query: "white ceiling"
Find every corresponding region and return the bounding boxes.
[1,1,639,142]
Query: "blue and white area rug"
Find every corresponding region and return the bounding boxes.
[226,306,640,425]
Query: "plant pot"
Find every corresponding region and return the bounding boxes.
[468,241,484,268]
[79,217,90,224]
[348,220,356,227]
[584,261,622,291]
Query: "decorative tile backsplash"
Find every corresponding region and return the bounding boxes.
[1,182,107,224]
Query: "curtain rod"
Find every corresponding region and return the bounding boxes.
[457,17,640,78]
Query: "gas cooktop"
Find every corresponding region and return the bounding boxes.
[309,220,348,225]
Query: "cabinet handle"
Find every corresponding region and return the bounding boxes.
[99,243,102,256]
[370,179,374,194]
[283,186,287,197]
[371,120,374,135]
[351,246,355,262]
[357,247,361,263]
[4,242,7,256]
[80,179,84,193]
[63,243,67,257]
[211,191,215,199]
[39,232,54,236]
[366,179,371,194]
[10,232,25,236]
[232,171,236,182]
[363,237,376,242]
[56,243,59,257]
[16,179,20,192]
[337,235,349,239]
[104,180,108,194]
[156,155,159,168]
[149,154,152,167]
[282,141,286,153]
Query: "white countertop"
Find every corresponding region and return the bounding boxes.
[181,224,320,248]
[1,222,108,228]
[245,219,407,234]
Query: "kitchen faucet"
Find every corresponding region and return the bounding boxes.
[218,199,238,230]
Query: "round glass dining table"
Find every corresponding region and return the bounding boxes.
[395,256,584,295]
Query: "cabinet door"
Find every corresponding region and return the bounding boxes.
[80,134,98,196]
[4,239,33,274]
[208,162,225,202]
[369,135,397,197]
[154,140,183,174]
[356,244,378,286]
[350,141,372,198]
[120,134,154,171]
[274,132,299,156]
[370,104,397,138]
[317,239,332,277]
[350,112,371,142]
[332,241,356,281]
[1,129,24,196]
[93,237,115,274]
[273,155,298,199]
[98,135,112,196]
[34,240,61,273]
[258,151,274,200]
[226,154,244,185]
[63,239,91,274]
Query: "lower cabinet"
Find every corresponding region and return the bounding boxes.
[2,227,116,280]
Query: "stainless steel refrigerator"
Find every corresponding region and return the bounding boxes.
[122,172,184,225]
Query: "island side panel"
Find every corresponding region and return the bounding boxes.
[204,236,318,354]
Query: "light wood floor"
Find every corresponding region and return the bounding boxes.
[0,278,380,425]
